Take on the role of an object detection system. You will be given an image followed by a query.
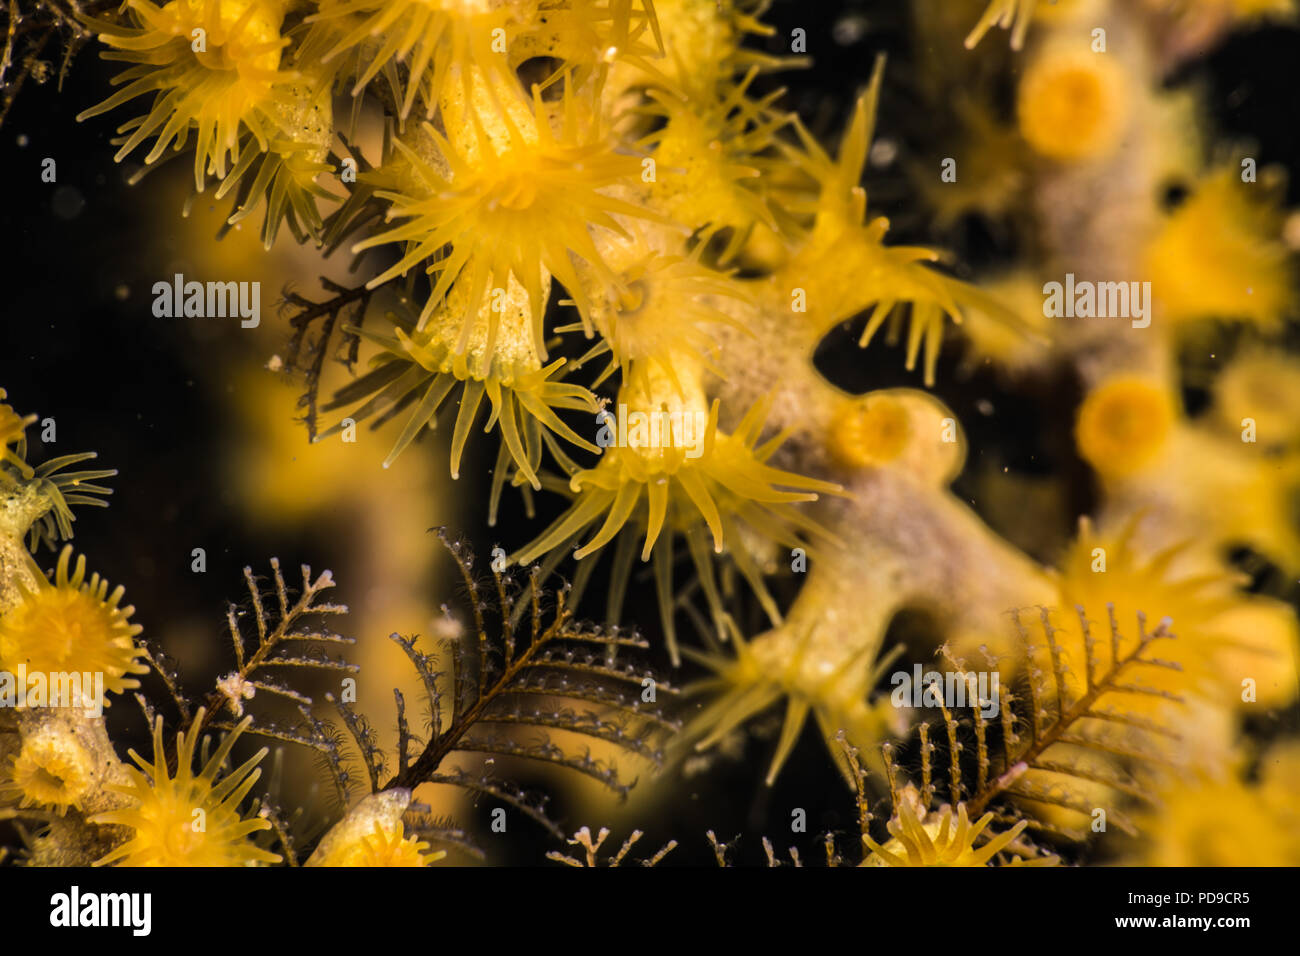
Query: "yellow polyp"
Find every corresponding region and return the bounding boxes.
[1111,421,1300,575]
[91,708,280,867]
[778,68,1028,379]
[861,799,1035,867]
[514,362,839,567]
[6,725,95,816]
[0,389,38,477]
[1134,741,1300,866]
[692,635,901,786]
[1016,45,1129,163]
[828,390,967,486]
[680,560,911,786]
[305,0,521,122]
[1053,516,1299,726]
[1205,600,1300,709]
[611,356,714,472]
[325,276,599,488]
[911,100,1027,231]
[640,65,794,257]
[1143,168,1295,329]
[212,67,338,245]
[512,362,840,662]
[1074,378,1175,477]
[354,79,663,360]
[0,545,147,699]
[582,226,748,382]
[313,824,444,866]
[0,390,35,450]
[829,394,912,469]
[1213,347,1300,447]
[78,0,297,192]
[306,789,445,867]
[420,272,550,382]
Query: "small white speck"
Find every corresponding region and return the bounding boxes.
[833,15,868,46]
[869,139,897,168]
